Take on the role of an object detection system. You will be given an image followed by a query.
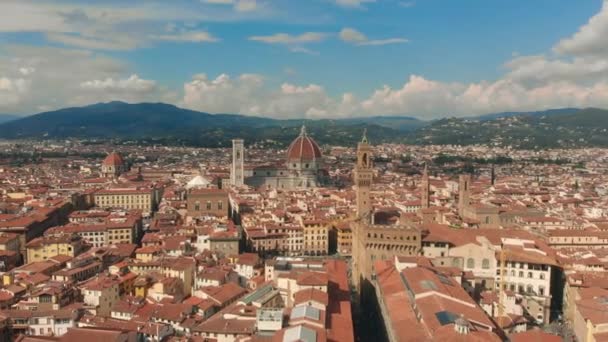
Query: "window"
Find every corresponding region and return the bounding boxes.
[482,258,490,269]
[218,201,223,210]
[528,272,533,279]
[466,258,475,269]
[206,201,212,210]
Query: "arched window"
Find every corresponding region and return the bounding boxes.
[526,285,533,294]
[466,258,475,269]
[482,258,490,269]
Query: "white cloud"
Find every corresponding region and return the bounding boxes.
[249,32,327,44]
[179,70,608,119]
[358,38,409,46]
[0,45,166,113]
[235,0,258,12]
[0,77,30,111]
[80,74,157,93]
[152,31,219,43]
[203,0,259,12]
[0,1,225,51]
[18,67,35,76]
[333,0,376,9]
[182,73,343,118]
[182,73,265,115]
[339,28,367,43]
[554,0,608,57]
[289,47,320,55]
[46,32,138,51]
[339,27,408,46]
[6,0,608,120]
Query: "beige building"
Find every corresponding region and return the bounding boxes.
[93,188,154,212]
[334,222,352,256]
[301,219,328,256]
[573,292,608,342]
[81,275,121,317]
[129,257,196,296]
[26,233,86,263]
[448,236,497,289]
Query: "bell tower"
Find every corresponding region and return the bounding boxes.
[354,129,373,223]
[421,163,430,209]
[458,174,471,217]
[231,139,244,187]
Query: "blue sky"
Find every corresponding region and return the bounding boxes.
[0,0,607,119]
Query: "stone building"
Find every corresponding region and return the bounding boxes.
[236,126,327,190]
[351,131,421,297]
[187,189,229,218]
[101,152,127,178]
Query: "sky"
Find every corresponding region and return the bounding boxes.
[0,0,607,119]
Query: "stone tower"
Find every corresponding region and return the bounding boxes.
[421,163,430,209]
[231,139,244,187]
[354,130,373,222]
[351,130,422,302]
[458,174,471,217]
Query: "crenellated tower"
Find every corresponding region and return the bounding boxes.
[354,129,373,222]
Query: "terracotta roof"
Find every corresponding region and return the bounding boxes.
[286,126,322,162]
[293,288,329,306]
[509,330,563,342]
[296,271,329,287]
[103,152,124,167]
[199,283,246,306]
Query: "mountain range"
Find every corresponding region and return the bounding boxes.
[0,114,20,124]
[0,101,606,149]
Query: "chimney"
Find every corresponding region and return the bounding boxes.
[454,314,470,335]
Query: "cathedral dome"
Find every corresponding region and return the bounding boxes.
[286,126,322,162]
[103,152,124,166]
